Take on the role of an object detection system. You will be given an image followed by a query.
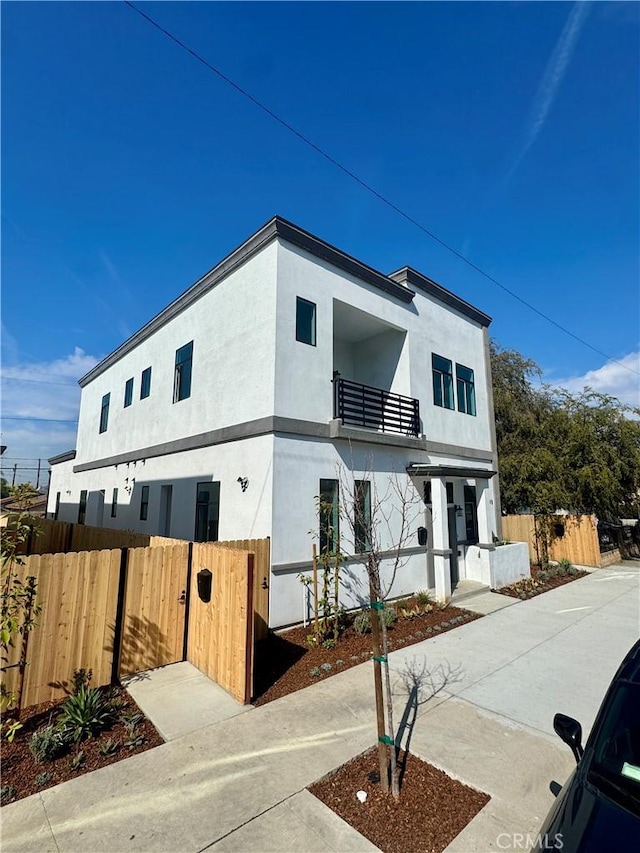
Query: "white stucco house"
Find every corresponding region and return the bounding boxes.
[48,216,528,628]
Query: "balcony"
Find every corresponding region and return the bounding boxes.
[333,373,420,437]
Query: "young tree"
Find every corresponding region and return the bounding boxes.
[335,462,422,799]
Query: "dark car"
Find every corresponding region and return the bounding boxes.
[535,639,640,851]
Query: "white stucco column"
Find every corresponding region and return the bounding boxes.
[476,478,496,545]
[430,477,451,601]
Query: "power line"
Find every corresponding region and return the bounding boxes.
[1,416,78,423]
[124,1,639,379]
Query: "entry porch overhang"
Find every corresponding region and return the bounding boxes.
[406,464,497,480]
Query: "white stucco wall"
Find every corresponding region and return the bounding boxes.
[75,242,278,465]
[489,542,530,588]
[48,435,274,543]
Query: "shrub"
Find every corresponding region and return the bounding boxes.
[354,604,396,634]
[29,724,68,763]
[34,771,53,788]
[59,686,117,743]
[556,558,573,577]
[415,589,433,606]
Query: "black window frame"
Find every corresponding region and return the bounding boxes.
[194,481,220,542]
[111,487,118,518]
[140,366,152,400]
[99,393,110,434]
[319,479,340,555]
[296,297,316,347]
[124,378,134,408]
[456,363,476,416]
[54,491,61,520]
[464,485,479,544]
[140,485,149,521]
[432,354,454,410]
[78,490,87,525]
[173,342,193,403]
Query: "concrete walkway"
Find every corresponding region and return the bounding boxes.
[3,563,638,853]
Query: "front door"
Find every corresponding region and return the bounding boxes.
[448,507,459,585]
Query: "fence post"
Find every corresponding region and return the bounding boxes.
[111,548,129,684]
[182,542,194,661]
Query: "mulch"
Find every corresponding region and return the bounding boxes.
[309,746,490,853]
[253,600,481,705]
[495,564,587,599]
[1,687,163,805]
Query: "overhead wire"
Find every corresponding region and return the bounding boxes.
[123,1,639,378]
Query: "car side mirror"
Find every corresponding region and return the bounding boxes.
[554,713,584,764]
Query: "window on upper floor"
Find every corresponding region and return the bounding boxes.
[111,487,118,518]
[140,366,152,399]
[78,490,87,525]
[124,378,134,408]
[99,393,110,433]
[140,485,149,521]
[354,480,371,553]
[174,342,193,403]
[296,297,316,346]
[456,363,476,416]
[319,479,339,556]
[432,354,454,410]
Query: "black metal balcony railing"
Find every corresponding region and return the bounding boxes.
[333,374,420,437]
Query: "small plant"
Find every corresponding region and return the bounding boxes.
[120,710,143,736]
[124,733,145,750]
[415,589,433,606]
[354,604,396,634]
[556,558,573,577]
[310,666,321,678]
[29,724,68,763]
[34,771,53,788]
[336,659,344,666]
[71,668,93,694]
[99,738,118,756]
[1,785,16,804]
[321,662,332,672]
[68,750,85,771]
[322,638,336,650]
[59,686,117,742]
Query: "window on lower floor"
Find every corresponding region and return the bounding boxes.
[296,297,316,346]
[174,342,193,402]
[194,482,220,542]
[464,485,478,543]
[140,366,152,399]
[140,485,149,521]
[432,354,454,410]
[354,480,371,553]
[78,490,87,525]
[99,393,110,433]
[111,487,118,518]
[124,378,134,408]
[423,481,454,504]
[319,479,340,556]
[456,363,476,416]
[54,492,61,520]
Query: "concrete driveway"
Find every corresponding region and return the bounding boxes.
[3,562,638,853]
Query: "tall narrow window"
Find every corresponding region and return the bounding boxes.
[464,485,478,543]
[456,363,476,416]
[174,342,193,402]
[140,366,152,399]
[296,297,316,346]
[54,492,61,520]
[140,485,149,521]
[99,393,110,433]
[78,490,87,525]
[432,354,454,410]
[111,487,118,518]
[354,480,371,553]
[124,378,134,408]
[194,482,220,542]
[319,479,339,555]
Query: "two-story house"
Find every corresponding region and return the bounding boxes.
[48,216,528,628]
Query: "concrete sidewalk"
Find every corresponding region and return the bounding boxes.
[3,563,638,853]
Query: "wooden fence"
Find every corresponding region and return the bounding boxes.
[3,537,269,708]
[502,514,620,567]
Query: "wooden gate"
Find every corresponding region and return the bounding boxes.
[186,543,254,703]
[118,544,189,678]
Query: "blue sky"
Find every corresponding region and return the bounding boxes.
[2,1,639,479]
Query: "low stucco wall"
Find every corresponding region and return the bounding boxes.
[490,542,530,588]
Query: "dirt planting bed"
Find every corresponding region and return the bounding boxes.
[253,599,481,705]
[496,563,587,600]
